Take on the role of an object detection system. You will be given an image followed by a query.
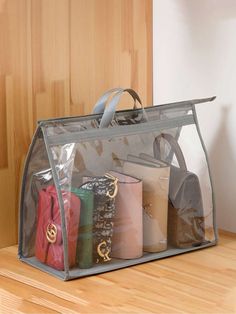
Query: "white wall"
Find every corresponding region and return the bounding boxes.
[153,0,236,232]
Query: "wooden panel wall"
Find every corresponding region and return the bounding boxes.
[0,0,152,248]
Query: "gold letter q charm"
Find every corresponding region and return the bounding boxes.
[97,241,111,262]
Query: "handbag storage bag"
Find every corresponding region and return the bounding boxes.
[18,88,217,280]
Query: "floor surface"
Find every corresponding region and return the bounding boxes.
[1,230,236,313]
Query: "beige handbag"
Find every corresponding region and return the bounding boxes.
[109,171,143,259]
[123,158,170,253]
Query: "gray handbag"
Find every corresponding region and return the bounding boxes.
[154,133,205,248]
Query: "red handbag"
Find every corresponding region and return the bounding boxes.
[35,186,80,270]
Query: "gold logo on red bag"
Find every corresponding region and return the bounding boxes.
[97,241,111,262]
[46,223,57,244]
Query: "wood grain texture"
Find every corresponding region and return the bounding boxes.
[0,231,236,313]
[0,0,152,248]
[0,76,7,168]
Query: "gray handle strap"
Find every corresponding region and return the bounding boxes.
[93,88,123,114]
[153,133,187,171]
[99,89,143,128]
[93,87,142,115]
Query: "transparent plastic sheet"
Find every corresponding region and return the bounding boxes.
[20,131,53,257]
[50,126,214,275]
[19,99,216,280]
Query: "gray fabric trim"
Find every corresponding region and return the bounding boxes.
[38,96,216,126]
[18,127,42,258]
[47,115,195,146]
[41,126,70,280]
[20,256,66,280]
[20,241,216,281]
[192,105,218,243]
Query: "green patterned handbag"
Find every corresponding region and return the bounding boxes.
[71,188,94,269]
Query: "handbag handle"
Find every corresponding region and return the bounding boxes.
[93,88,124,114]
[153,133,187,171]
[92,88,142,115]
[99,88,145,128]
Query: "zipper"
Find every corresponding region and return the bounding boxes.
[38,96,215,126]
[46,115,194,146]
